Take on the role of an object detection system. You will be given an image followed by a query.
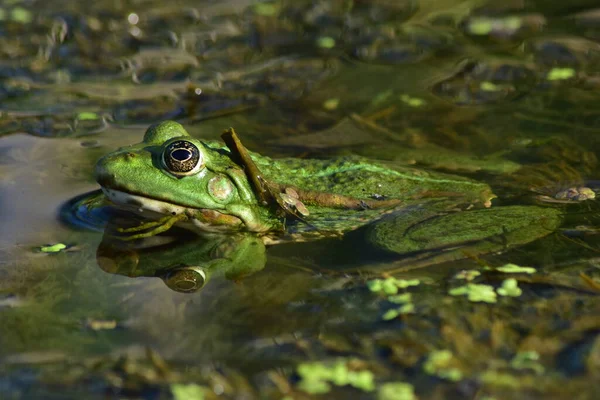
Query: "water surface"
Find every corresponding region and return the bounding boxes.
[2,0,600,398]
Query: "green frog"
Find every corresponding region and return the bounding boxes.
[74,120,562,264]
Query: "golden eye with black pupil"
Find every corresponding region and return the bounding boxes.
[162,140,204,176]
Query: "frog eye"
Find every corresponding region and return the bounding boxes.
[162,140,204,176]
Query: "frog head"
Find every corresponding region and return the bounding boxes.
[94,121,280,234]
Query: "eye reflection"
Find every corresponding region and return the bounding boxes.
[162,266,207,293]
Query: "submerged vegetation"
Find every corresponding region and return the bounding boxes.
[2,0,600,398]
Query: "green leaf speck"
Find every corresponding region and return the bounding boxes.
[40,243,67,253]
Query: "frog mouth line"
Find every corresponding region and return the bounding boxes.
[100,187,195,216]
[100,188,245,233]
[94,166,194,209]
[94,162,210,212]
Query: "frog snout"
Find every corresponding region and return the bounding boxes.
[94,153,137,187]
[94,155,116,187]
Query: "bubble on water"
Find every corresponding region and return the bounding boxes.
[129,26,142,37]
[127,13,139,25]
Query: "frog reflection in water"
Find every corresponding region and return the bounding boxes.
[76,120,562,291]
[95,230,266,293]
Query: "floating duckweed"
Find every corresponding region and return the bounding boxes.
[467,17,493,35]
[297,359,375,394]
[76,112,100,121]
[453,270,481,281]
[423,350,463,382]
[316,36,336,49]
[480,371,522,388]
[480,81,501,92]
[371,284,416,320]
[382,309,400,320]
[496,278,522,297]
[372,90,394,106]
[378,382,417,400]
[298,379,330,394]
[323,98,340,110]
[495,263,536,274]
[511,351,545,374]
[85,319,117,331]
[425,350,451,367]
[438,368,463,382]
[504,16,523,31]
[171,383,206,400]
[467,16,522,36]
[382,279,399,295]
[547,68,575,81]
[297,363,332,394]
[39,243,67,253]
[367,279,384,292]
[395,279,421,288]
[368,278,421,295]
[330,361,348,385]
[398,303,414,314]
[382,303,414,320]
[349,370,376,392]
[253,3,278,16]
[400,94,425,107]
[10,7,32,23]
[388,293,412,304]
[449,283,497,303]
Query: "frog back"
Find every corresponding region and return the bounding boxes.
[252,154,494,240]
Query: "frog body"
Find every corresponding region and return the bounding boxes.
[78,120,561,259]
[93,121,495,239]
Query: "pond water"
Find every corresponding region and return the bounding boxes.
[2,0,600,398]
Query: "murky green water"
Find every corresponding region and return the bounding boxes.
[2,0,600,398]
